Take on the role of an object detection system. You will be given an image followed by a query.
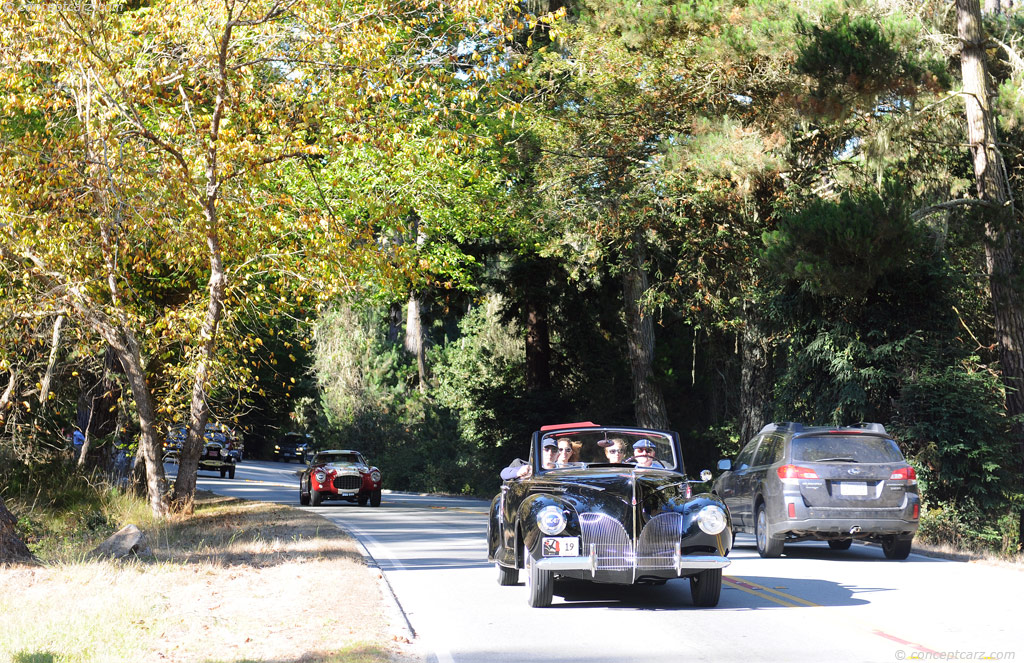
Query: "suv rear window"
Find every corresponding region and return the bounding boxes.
[791,435,904,463]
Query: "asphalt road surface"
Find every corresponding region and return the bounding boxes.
[170,459,1024,663]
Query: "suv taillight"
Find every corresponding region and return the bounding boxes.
[889,466,917,485]
[777,465,819,480]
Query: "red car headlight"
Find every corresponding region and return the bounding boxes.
[370,470,381,483]
[314,470,327,484]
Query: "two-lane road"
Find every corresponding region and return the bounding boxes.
[175,460,1024,663]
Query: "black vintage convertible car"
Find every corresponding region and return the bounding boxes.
[487,422,732,607]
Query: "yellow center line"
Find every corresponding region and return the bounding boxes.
[725,576,819,607]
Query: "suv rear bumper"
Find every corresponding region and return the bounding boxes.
[768,497,919,539]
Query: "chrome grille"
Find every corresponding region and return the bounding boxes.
[579,513,632,570]
[636,512,685,569]
[579,512,688,571]
[333,475,361,490]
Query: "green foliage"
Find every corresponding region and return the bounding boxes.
[762,185,922,298]
[794,9,949,114]
[892,364,1019,514]
[918,499,1021,557]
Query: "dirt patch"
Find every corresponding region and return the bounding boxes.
[0,492,425,663]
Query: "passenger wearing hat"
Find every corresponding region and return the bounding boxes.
[630,438,664,468]
[500,437,558,480]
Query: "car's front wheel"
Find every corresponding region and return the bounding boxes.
[227,466,235,479]
[525,544,553,607]
[882,535,913,560]
[310,489,322,507]
[357,493,368,507]
[755,504,784,558]
[689,568,722,607]
[497,563,519,586]
[828,539,853,551]
[299,479,310,506]
[370,490,382,507]
[219,468,226,478]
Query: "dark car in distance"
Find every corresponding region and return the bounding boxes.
[488,422,732,608]
[274,433,311,463]
[299,450,382,507]
[713,422,919,559]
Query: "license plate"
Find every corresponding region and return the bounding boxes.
[339,490,356,496]
[839,482,868,496]
[542,537,580,557]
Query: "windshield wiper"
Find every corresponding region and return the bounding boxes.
[813,457,858,463]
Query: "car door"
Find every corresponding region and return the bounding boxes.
[750,433,785,518]
[500,448,535,559]
[720,436,762,529]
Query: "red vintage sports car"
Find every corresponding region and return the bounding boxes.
[299,450,382,507]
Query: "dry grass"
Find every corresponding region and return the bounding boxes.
[0,493,423,663]
[910,539,1024,569]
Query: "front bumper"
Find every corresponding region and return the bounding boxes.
[537,550,730,576]
[198,459,233,470]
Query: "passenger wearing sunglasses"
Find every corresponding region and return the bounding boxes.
[602,438,628,463]
[554,439,579,467]
[628,438,664,468]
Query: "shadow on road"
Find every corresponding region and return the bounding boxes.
[536,572,871,610]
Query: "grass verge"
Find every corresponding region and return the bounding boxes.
[1,491,421,663]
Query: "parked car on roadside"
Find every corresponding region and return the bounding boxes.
[299,450,382,507]
[274,432,311,463]
[488,422,731,608]
[713,422,919,559]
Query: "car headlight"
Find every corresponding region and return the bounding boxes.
[537,505,567,535]
[370,470,381,483]
[314,471,327,484]
[696,505,728,535]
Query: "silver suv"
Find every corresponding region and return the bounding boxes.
[713,423,919,559]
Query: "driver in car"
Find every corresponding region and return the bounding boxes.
[630,439,664,468]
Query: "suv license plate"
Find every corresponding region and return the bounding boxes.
[542,537,580,557]
[839,482,868,496]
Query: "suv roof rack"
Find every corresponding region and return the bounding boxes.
[758,422,803,434]
[759,421,889,436]
[847,422,888,435]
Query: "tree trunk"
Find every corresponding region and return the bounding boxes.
[622,241,669,429]
[525,297,552,393]
[0,498,34,565]
[522,258,553,393]
[387,302,403,345]
[113,334,166,517]
[171,225,227,512]
[38,314,64,408]
[171,17,233,511]
[405,294,428,391]
[957,0,1024,543]
[739,306,773,445]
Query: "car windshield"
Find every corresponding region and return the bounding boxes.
[315,453,362,465]
[791,435,905,463]
[536,429,678,471]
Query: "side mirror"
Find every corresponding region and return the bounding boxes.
[700,469,713,482]
[717,459,731,471]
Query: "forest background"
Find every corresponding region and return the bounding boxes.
[1,0,1023,557]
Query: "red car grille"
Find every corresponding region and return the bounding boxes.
[333,475,361,491]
